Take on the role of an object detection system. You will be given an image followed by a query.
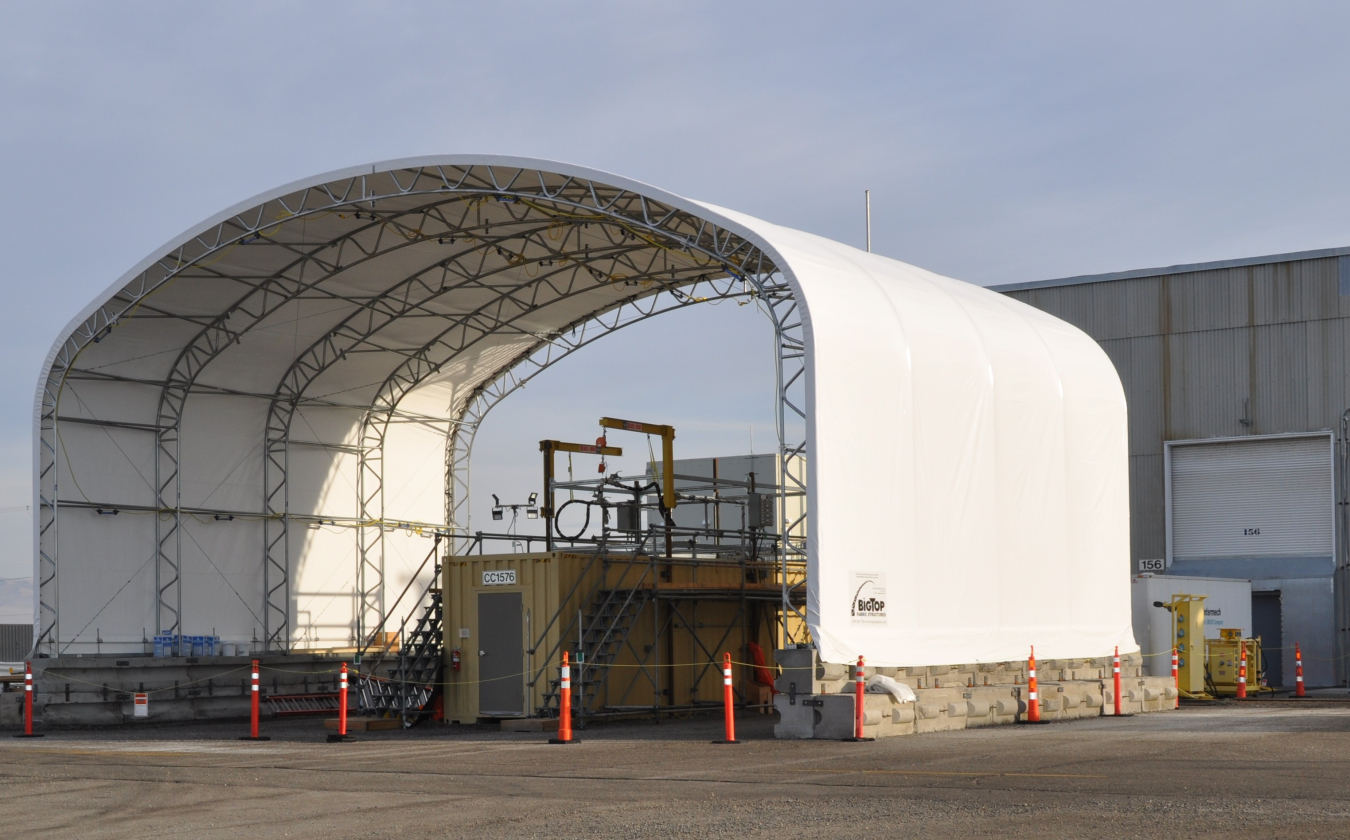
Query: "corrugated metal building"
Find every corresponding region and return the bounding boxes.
[996,247,1350,687]
[1,624,33,662]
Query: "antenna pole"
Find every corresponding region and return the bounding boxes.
[865,190,872,252]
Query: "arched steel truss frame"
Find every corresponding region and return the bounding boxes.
[36,163,810,655]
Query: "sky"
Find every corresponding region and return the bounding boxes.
[5,2,1350,621]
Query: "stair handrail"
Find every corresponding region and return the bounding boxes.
[360,533,443,670]
[534,530,663,712]
[525,551,608,689]
[526,525,660,693]
[584,554,658,670]
[572,550,663,716]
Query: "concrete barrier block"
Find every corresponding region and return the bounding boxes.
[891,704,915,724]
[773,694,815,739]
[811,693,861,740]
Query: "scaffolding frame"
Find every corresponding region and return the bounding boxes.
[35,161,811,656]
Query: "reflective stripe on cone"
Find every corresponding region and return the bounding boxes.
[713,652,737,744]
[1026,647,1041,723]
[1112,646,1123,716]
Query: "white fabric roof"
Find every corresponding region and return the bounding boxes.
[32,155,1136,664]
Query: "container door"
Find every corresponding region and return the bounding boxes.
[478,591,523,716]
[1251,590,1283,686]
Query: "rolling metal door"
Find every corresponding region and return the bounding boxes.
[1167,434,1333,563]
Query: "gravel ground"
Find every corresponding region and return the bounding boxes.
[3,699,1350,838]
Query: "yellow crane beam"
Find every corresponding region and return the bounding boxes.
[599,417,675,512]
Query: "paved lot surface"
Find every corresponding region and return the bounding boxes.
[3,699,1350,838]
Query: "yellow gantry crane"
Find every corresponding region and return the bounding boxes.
[538,418,678,556]
[599,417,676,513]
[600,417,677,561]
[539,438,623,551]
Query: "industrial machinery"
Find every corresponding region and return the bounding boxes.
[1206,628,1273,696]
[1153,594,1275,699]
[1155,594,1213,700]
[441,416,807,724]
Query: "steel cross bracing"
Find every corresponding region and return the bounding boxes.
[265,222,716,649]
[440,271,793,552]
[34,163,810,656]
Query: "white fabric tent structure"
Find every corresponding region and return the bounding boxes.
[31,155,1137,665]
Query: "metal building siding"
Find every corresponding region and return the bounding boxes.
[1305,317,1349,421]
[1252,321,1311,433]
[1100,336,1164,456]
[1168,435,1333,562]
[1130,454,1166,561]
[1003,252,1350,567]
[1126,335,1166,453]
[0,624,33,661]
[1164,328,1249,441]
[1124,276,1163,338]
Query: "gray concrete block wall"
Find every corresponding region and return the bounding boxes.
[773,649,1174,740]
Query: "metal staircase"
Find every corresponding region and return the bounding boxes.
[357,588,444,727]
[267,692,340,717]
[539,586,649,715]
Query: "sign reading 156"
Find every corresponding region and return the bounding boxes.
[1243,527,1262,536]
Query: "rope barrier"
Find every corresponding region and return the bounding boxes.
[34,647,1335,699]
[41,664,252,696]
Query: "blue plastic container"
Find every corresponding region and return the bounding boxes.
[191,635,205,656]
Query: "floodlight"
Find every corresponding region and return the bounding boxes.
[528,492,538,505]
[492,509,503,521]
[492,494,501,506]
[527,509,539,519]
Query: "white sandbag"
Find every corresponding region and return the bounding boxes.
[865,674,917,703]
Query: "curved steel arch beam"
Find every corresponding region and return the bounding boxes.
[145,185,619,640]
[441,271,791,547]
[263,259,739,648]
[34,158,810,656]
[252,186,782,651]
[149,195,499,639]
[257,241,659,649]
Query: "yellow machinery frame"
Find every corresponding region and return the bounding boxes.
[1206,628,1274,696]
[1159,594,1214,700]
[539,439,623,551]
[599,417,676,512]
